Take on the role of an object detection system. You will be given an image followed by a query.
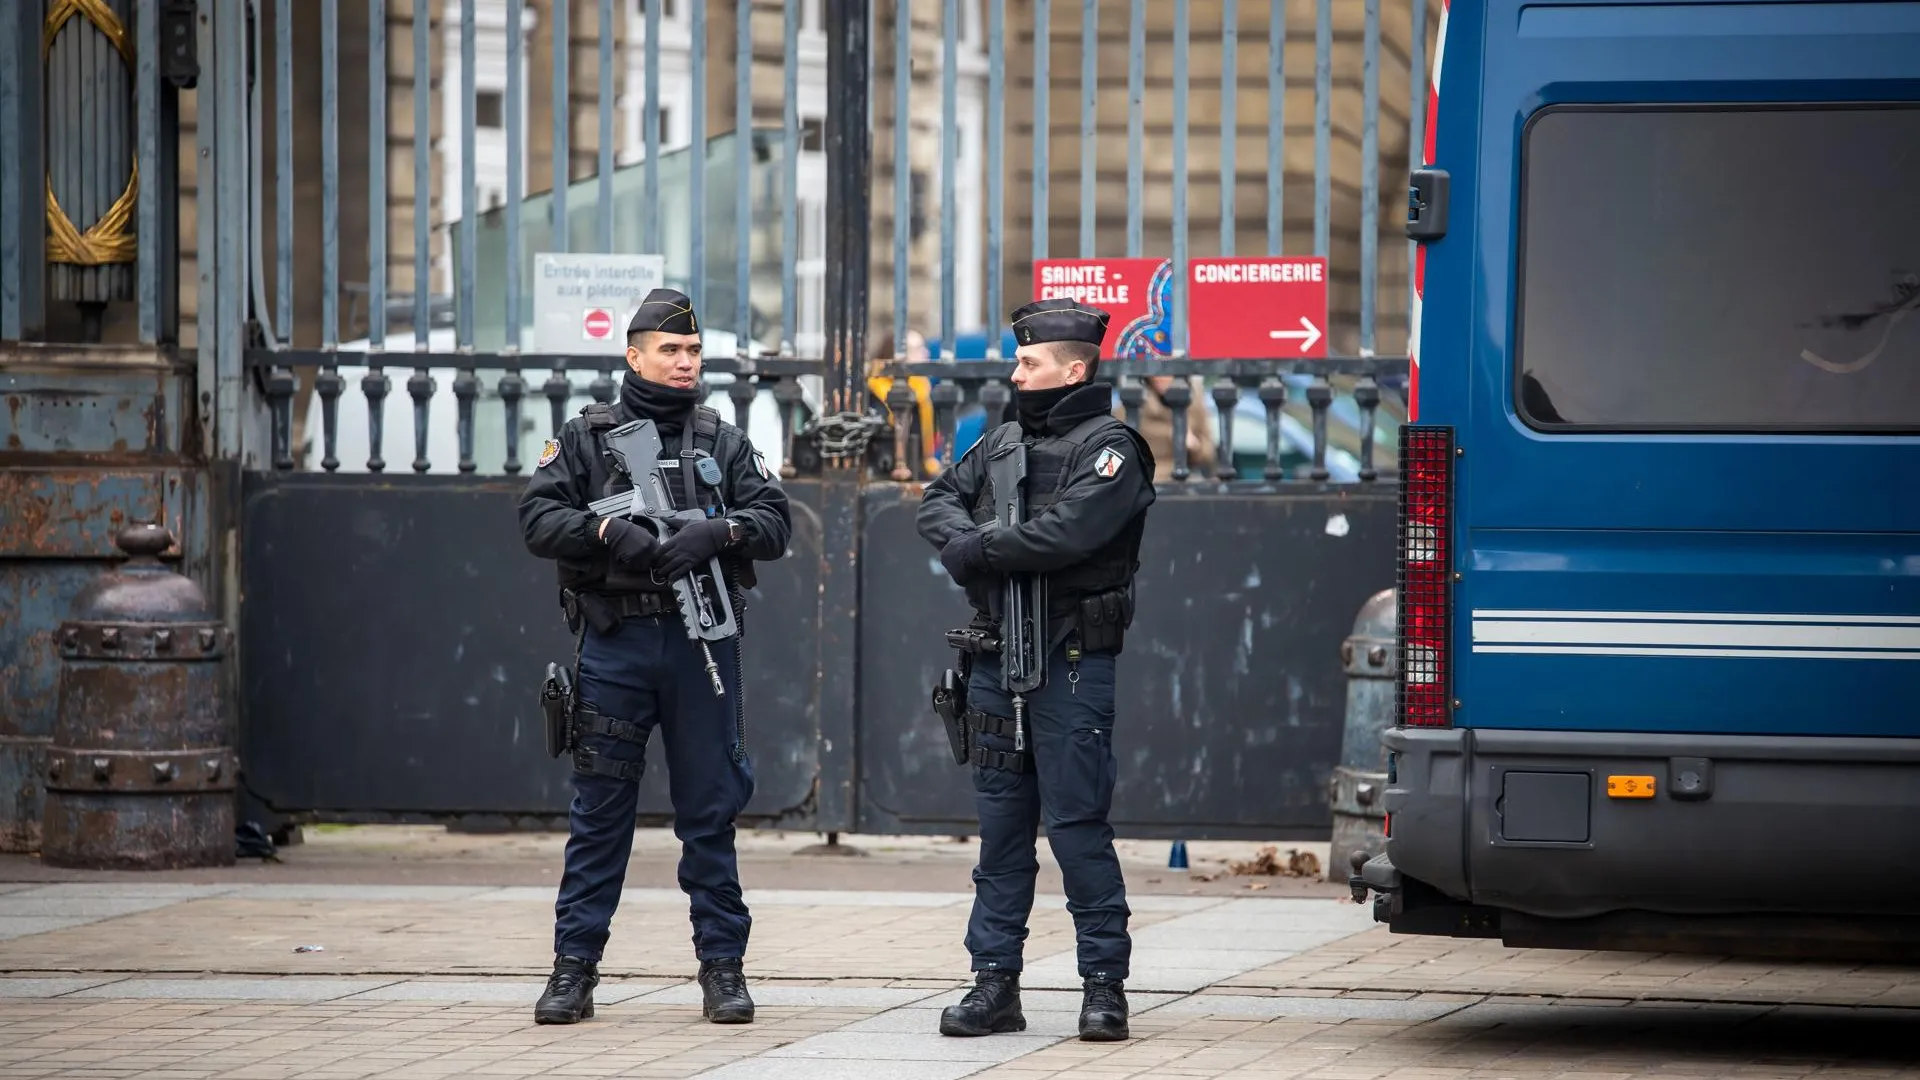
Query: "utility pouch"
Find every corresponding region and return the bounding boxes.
[1076,588,1133,654]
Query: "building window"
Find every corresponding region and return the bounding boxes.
[475,90,504,130]
[801,116,825,152]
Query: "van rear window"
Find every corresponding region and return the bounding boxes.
[1516,105,1920,432]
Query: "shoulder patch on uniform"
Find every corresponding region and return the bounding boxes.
[752,449,773,480]
[1093,445,1126,479]
[537,439,561,468]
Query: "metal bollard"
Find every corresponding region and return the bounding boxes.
[1325,588,1395,882]
[41,525,238,870]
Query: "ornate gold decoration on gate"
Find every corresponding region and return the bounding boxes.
[44,0,139,267]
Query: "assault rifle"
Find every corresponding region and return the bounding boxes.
[590,418,739,696]
[987,439,1046,751]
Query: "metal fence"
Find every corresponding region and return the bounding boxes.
[223,0,1426,481]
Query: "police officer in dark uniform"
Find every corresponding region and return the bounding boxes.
[519,288,792,1026]
[916,298,1156,1042]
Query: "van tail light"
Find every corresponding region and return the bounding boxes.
[1396,425,1454,727]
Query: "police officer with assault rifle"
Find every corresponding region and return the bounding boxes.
[918,298,1158,1043]
[521,288,792,1027]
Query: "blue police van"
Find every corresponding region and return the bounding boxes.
[1353,0,1920,959]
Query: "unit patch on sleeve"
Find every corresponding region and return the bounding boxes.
[752,449,773,480]
[536,439,561,468]
[1093,446,1126,479]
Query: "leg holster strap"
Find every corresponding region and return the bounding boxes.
[969,744,1028,773]
[964,708,1017,738]
[572,748,642,782]
[575,705,647,745]
[963,710,1029,773]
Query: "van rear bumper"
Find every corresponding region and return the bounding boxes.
[1376,726,1920,922]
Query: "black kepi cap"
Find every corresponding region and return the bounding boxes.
[627,288,699,336]
[1009,297,1110,348]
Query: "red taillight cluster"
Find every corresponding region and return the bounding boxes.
[1396,425,1454,727]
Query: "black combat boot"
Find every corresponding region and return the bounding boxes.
[699,958,755,1024]
[939,971,1026,1036]
[1078,974,1129,1041]
[534,955,598,1025]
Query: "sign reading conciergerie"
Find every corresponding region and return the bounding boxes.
[1185,256,1330,359]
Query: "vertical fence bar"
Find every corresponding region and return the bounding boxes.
[891,0,908,357]
[987,0,1005,354]
[412,0,434,471]
[781,0,798,353]
[598,0,614,253]
[736,0,752,352]
[690,0,707,314]
[459,0,476,349]
[455,0,478,472]
[135,0,158,343]
[940,0,958,357]
[1360,0,1379,354]
[369,0,388,349]
[1078,0,1095,258]
[1172,0,1189,355]
[1219,0,1235,255]
[643,0,661,252]
[545,0,570,448]
[506,0,523,348]
[552,0,569,252]
[321,0,344,472]
[276,0,293,341]
[0,8,18,340]
[1267,0,1285,255]
[1313,0,1330,259]
[1125,0,1142,258]
[322,2,339,337]
[823,0,874,411]
[365,0,391,471]
[500,0,526,472]
[1031,0,1048,263]
[1408,0,1426,326]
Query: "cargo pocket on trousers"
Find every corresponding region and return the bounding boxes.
[1055,725,1118,822]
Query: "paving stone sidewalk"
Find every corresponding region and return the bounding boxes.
[1,878,1917,1079]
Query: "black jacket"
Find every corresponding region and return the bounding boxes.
[518,378,792,593]
[917,382,1156,632]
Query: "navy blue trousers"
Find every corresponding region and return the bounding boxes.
[553,614,755,963]
[964,645,1131,980]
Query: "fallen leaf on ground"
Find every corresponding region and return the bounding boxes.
[1228,845,1322,878]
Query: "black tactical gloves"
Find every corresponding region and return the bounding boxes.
[656,517,733,580]
[940,528,991,587]
[599,516,659,569]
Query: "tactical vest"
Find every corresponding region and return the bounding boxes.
[557,401,739,595]
[967,416,1147,646]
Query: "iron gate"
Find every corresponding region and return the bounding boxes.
[0,0,1437,846]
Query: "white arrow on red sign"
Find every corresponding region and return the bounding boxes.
[1269,316,1323,353]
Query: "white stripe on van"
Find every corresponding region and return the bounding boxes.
[1470,609,1920,658]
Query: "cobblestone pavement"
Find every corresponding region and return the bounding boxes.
[0,830,1915,1079]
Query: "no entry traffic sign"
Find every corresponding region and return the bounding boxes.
[582,308,615,341]
[1186,256,1329,359]
[1033,257,1171,359]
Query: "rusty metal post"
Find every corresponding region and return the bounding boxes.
[1326,588,1395,881]
[42,524,237,870]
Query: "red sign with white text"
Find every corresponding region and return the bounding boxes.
[1186,256,1329,359]
[1032,258,1170,359]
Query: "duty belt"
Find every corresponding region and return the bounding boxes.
[609,591,676,619]
[965,708,1029,774]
